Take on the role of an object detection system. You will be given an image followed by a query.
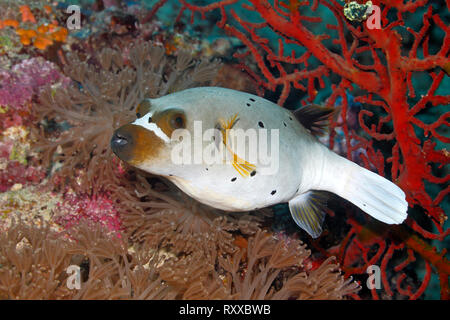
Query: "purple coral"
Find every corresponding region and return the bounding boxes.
[11,57,69,93]
[0,139,13,159]
[0,70,33,111]
[0,57,69,130]
[0,161,45,192]
[54,193,123,236]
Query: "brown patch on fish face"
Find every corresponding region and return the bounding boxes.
[151,109,186,138]
[111,124,165,167]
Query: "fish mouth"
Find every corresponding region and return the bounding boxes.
[111,125,135,162]
[111,124,164,166]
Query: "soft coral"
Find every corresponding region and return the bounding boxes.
[32,42,221,193]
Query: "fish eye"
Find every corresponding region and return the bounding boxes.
[136,99,151,118]
[170,113,185,129]
[151,108,186,138]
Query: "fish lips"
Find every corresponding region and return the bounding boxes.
[111,124,164,166]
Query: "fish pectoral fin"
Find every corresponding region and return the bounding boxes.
[216,114,238,147]
[288,190,329,239]
[216,113,256,177]
[226,113,239,130]
[232,155,256,177]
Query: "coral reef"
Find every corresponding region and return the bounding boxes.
[25,36,358,299]
[0,0,447,300]
[0,3,68,51]
[0,57,68,130]
[0,220,176,299]
[0,219,357,299]
[53,192,122,235]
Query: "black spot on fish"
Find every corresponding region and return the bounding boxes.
[289,116,293,121]
[206,168,209,171]
[363,203,366,206]
[249,98,255,102]
[246,103,251,107]
[283,122,287,127]
[231,177,237,182]
[271,190,276,195]
[258,121,264,128]
[250,170,256,177]
[169,174,173,176]
[148,116,153,123]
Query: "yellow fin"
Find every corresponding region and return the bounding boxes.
[288,191,329,238]
[232,153,256,177]
[218,113,256,177]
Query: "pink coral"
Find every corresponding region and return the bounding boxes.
[0,57,69,130]
[0,71,33,111]
[0,140,13,159]
[12,57,69,92]
[0,57,66,109]
[54,193,123,236]
[0,161,45,192]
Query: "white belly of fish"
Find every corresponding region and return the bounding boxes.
[168,141,300,211]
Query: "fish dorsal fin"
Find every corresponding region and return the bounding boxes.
[288,190,329,238]
[292,104,334,136]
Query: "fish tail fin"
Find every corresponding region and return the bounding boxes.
[316,151,408,225]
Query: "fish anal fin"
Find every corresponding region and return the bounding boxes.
[292,104,334,136]
[288,190,329,238]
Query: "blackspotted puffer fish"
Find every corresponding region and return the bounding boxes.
[111,87,408,238]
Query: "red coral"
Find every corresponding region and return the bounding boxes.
[0,140,13,159]
[54,193,123,236]
[0,161,45,192]
[158,0,449,299]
